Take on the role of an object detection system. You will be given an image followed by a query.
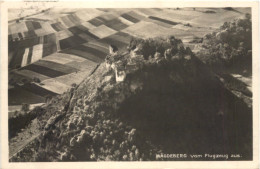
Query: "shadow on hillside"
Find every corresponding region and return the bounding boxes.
[116,59,252,160]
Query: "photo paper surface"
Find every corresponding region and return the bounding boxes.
[0,1,259,169]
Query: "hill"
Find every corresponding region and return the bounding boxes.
[9,36,252,161]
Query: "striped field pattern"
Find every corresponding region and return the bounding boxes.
[8,8,250,105]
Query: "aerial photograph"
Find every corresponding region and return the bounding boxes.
[8,7,252,161]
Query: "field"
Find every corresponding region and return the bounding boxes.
[8,7,249,107]
[35,79,70,94]
[9,86,45,106]
[21,64,67,78]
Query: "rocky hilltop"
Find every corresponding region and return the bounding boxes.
[10,36,252,161]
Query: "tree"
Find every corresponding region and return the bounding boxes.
[9,78,15,85]
[15,64,21,69]
[21,78,29,84]
[71,83,77,88]
[21,103,30,112]
[33,77,41,83]
[45,95,52,103]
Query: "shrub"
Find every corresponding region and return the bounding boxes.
[21,78,29,84]
[15,64,21,69]
[71,83,77,88]
[128,36,183,60]
[204,10,216,14]
[45,95,52,103]
[189,38,203,43]
[224,7,234,11]
[21,103,30,112]
[9,78,16,85]
[33,77,41,83]
[184,23,192,27]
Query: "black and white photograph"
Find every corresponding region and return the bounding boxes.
[1,1,258,166]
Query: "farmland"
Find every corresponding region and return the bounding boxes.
[9,86,45,105]
[8,7,249,110]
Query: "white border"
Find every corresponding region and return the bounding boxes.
[1,1,259,169]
